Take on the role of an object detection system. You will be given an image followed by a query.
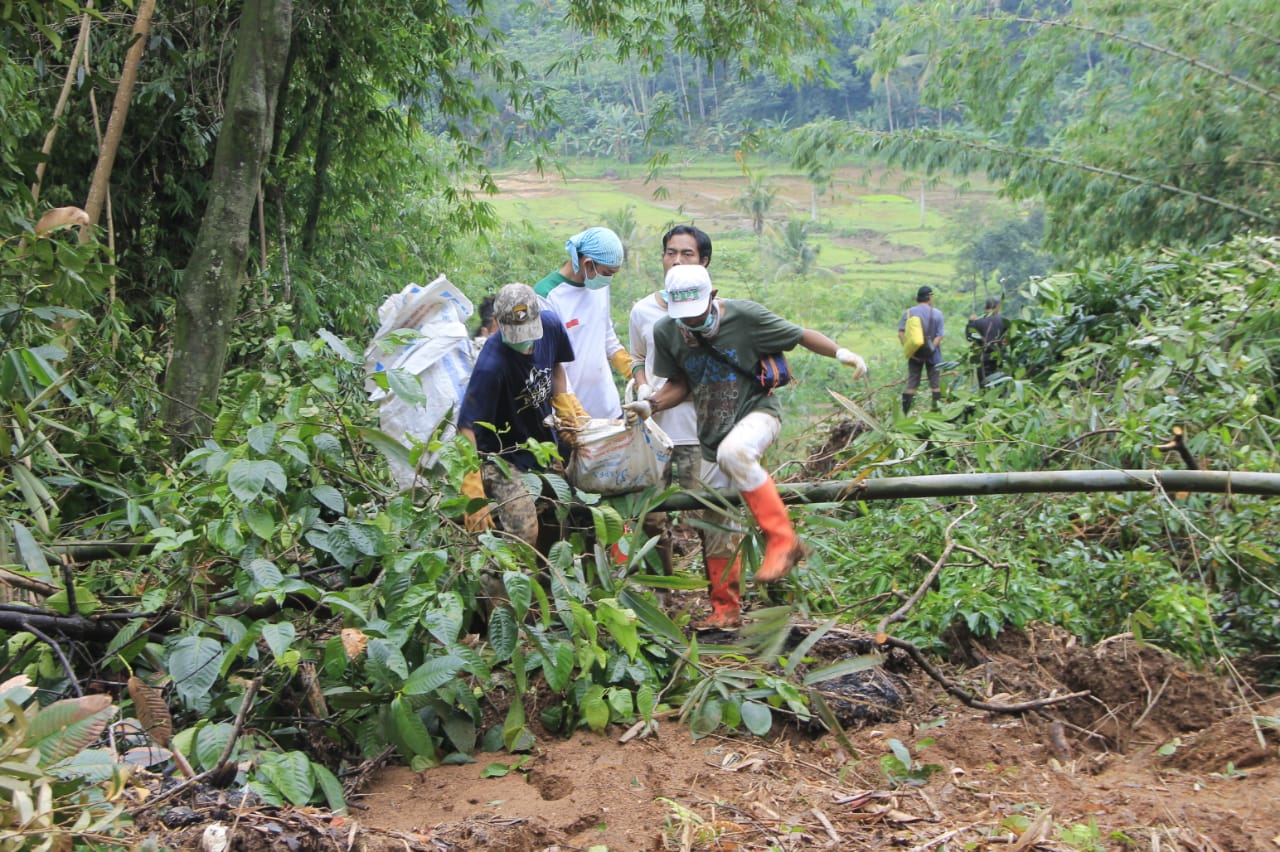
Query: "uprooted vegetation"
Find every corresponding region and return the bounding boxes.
[2,218,1279,851]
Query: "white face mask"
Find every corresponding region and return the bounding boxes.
[582,258,615,290]
[583,271,613,290]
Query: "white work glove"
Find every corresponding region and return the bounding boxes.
[835,348,867,379]
[635,383,654,401]
[621,400,652,425]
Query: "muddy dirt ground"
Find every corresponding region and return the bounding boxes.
[146,623,1279,851]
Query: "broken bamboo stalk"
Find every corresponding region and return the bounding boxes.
[651,469,1280,511]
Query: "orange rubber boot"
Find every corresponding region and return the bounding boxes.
[741,476,807,583]
[699,556,742,628]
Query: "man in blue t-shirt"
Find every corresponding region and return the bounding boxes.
[458,283,589,547]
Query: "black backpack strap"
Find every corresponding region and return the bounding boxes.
[691,331,757,382]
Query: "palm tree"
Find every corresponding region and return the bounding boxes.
[770,219,833,281]
[601,205,646,272]
[736,172,777,236]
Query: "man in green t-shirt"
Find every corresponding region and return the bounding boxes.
[623,265,867,628]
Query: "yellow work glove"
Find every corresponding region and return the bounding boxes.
[461,469,492,532]
[609,349,634,379]
[551,392,589,449]
[552,392,589,428]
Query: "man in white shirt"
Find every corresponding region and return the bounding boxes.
[534,227,633,418]
[628,225,709,578]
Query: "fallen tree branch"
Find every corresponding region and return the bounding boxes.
[128,677,263,814]
[21,621,83,696]
[877,504,977,637]
[880,635,1089,713]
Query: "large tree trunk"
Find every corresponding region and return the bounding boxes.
[162,0,292,444]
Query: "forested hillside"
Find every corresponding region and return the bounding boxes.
[1,0,1278,847]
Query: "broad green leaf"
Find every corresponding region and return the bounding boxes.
[247,423,278,454]
[402,654,464,696]
[488,606,518,661]
[636,684,656,720]
[310,485,345,514]
[741,701,774,736]
[261,751,315,806]
[168,636,225,709]
[590,504,625,545]
[261,623,297,662]
[503,572,533,621]
[227,460,285,501]
[422,592,464,645]
[390,697,437,763]
[366,639,410,687]
[387,368,428,406]
[596,599,639,659]
[194,723,236,771]
[317,328,358,363]
[102,621,141,660]
[605,687,633,719]
[541,642,575,694]
[502,697,535,752]
[45,584,102,615]
[26,694,115,763]
[312,762,348,814]
[246,558,284,590]
[580,686,609,732]
[347,523,386,556]
[690,697,723,739]
[242,505,276,541]
[353,427,411,472]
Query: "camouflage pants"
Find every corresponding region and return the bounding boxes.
[640,444,703,574]
[480,462,542,549]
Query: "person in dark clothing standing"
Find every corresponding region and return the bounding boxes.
[965,296,1007,388]
[457,283,589,545]
[897,285,945,413]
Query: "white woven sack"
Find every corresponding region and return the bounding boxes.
[566,416,674,496]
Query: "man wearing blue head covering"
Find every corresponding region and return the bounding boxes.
[534,226,634,419]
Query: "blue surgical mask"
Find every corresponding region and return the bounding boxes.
[583,272,613,290]
[684,305,717,334]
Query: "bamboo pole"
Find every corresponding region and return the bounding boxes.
[81,0,157,239]
[26,470,1280,565]
[652,470,1280,511]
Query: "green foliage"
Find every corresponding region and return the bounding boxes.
[863,0,1280,259]
[0,677,131,847]
[814,234,1280,671]
[878,737,941,788]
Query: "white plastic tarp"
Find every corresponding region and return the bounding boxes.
[365,275,476,490]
